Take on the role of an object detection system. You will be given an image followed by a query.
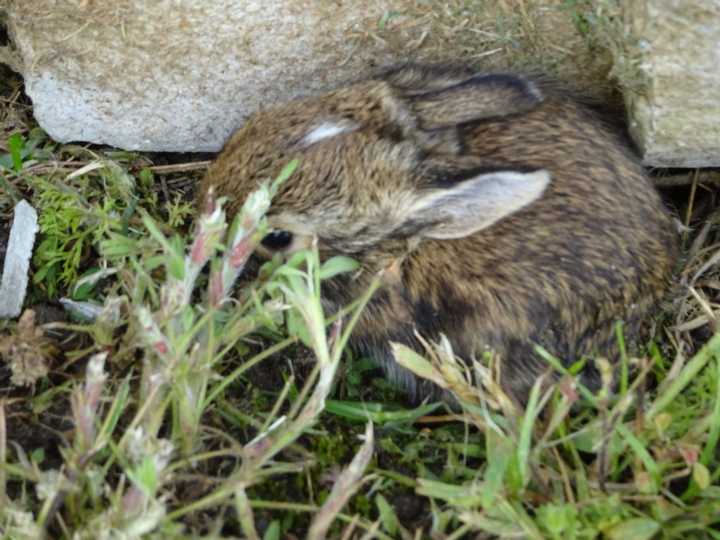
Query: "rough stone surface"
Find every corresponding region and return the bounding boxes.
[0,200,39,319]
[8,1,399,152]
[3,0,613,153]
[626,0,720,167]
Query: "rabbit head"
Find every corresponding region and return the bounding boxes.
[201,65,548,259]
[199,64,677,403]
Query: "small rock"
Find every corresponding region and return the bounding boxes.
[0,199,39,319]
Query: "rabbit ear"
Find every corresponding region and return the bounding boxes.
[383,66,543,130]
[377,68,542,154]
[383,64,475,93]
[407,73,543,129]
[401,169,551,240]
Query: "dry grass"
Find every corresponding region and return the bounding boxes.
[362,1,622,99]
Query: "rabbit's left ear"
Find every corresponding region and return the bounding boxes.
[383,68,543,129]
[400,169,551,239]
[377,70,542,154]
[407,73,543,129]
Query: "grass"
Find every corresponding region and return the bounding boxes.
[2,3,720,538]
[1,100,719,540]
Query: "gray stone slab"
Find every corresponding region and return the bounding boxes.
[5,1,408,152]
[625,0,720,167]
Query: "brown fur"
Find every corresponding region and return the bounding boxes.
[199,63,678,403]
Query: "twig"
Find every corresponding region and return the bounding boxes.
[683,169,700,246]
[148,161,211,174]
[0,402,6,505]
[307,423,375,540]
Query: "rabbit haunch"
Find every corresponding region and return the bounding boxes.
[199,64,677,403]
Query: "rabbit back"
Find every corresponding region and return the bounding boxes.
[199,65,678,402]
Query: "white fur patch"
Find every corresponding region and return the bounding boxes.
[301,121,357,146]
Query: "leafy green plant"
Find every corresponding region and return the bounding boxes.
[1,130,52,205]
[28,157,179,299]
[32,184,102,297]
[31,176,124,298]
[0,128,54,170]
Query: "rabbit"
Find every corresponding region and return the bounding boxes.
[198,63,678,404]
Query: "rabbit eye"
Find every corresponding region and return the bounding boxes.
[261,230,293,250]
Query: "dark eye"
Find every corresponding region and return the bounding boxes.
[261,230,293,250]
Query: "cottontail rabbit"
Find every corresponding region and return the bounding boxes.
[199,64,678,403]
